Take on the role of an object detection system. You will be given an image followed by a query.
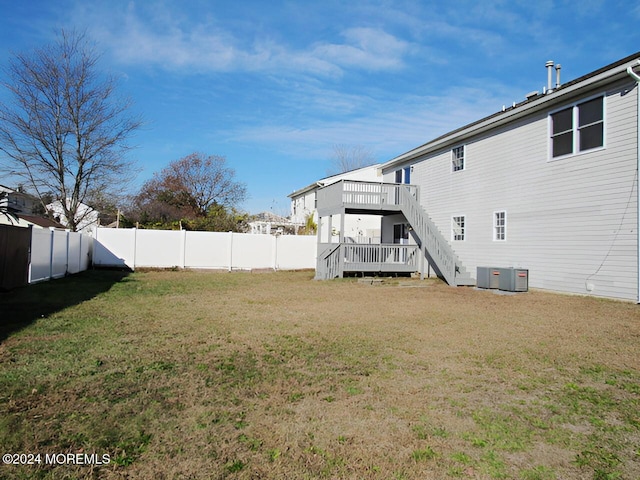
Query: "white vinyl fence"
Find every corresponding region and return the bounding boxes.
[30,228,92,283]
[93,227,317,271]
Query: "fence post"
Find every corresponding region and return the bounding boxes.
[27,225,33,283]
[48,227,55,280]
[181,229,187,269]
[132,227,137,270]
[77,233,82,273]
[229,231,233,272]
[273,234,278,271]
[65,229,70,275]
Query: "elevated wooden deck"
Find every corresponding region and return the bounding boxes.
[315,181,475,286]
[316,243,419,279]
[316,180,419,216]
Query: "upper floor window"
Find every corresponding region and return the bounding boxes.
[551,96,604,159]
[452,146,465,172]
[452,215,465,241]
[395,167,412,184]
[494,211,506,241]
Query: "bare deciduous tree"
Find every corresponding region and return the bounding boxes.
[131,152,247,226]
[164,153,247,216]
[327,144,376,175]
[0,30,141,231]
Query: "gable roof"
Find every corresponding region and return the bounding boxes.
[19,215,66,229]
[288,163,382,198]
[382,51,640,171]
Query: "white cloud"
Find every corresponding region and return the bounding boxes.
[220,83,513,163]
[88,6,243,71]
[73,3,410,77]
[311,27,410,71]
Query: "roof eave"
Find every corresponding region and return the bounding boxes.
[287,181,323,199]
[382,54,640,172]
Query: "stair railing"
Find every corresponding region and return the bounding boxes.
[316,243,342,280]
[398,186,457,285]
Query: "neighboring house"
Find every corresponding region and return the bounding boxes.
[289,164,383,239]
[0,212,65,229]
[315,52,640,302]
[0,184,38,215]
[249,211,298,235]
[0,185,66,229]
[47,199,100,234]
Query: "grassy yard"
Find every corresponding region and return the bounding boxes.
[0,269,639,480]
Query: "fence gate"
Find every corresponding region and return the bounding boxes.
[0,224,31,291]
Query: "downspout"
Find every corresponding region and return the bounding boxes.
[626,60,640,303]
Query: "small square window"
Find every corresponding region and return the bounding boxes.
[452,216,465,241]
[452,146,465,172]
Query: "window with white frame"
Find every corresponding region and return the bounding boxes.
[452,216,465,241]
[494,211,506,241]
[452,146,465,172]
[550,96,604,159]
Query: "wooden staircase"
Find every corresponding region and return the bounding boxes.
[397,185,474,286]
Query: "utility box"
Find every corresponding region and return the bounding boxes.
[498,268,529,292]
[476,267,490,288]
[477,267,502,289]
[477,267,528,292]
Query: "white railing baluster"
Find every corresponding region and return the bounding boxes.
[316,180,462,283]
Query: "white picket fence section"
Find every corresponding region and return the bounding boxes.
[29,228,92,283]
[93,227,317,271]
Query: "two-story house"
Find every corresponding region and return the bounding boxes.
[0,184,38,215]
[315,52,640,302]
[289,164,383,240]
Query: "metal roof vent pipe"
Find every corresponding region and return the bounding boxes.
[555,63,562,89]
[546,60,554,93]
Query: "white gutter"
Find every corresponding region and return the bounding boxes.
[626,60,640,303]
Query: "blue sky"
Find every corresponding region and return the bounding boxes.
[1,0,639,215]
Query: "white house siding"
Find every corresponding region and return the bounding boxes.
[385,79,638,300]
[292,164,383,239]
[290,190,317,226]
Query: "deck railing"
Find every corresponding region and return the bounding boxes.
[398,185,459,285]
[343,244,418,272]
[315,242,418,279]
[317,180,419,214]
[314,181,472,285]
[315,243,341,280]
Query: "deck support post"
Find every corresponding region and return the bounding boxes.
[339,212,345,277]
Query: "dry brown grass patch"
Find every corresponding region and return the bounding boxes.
[0,270,638,479]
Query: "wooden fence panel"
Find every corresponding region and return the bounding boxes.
[0,224,31,291]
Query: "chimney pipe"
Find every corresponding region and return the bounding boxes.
[555,63,562,89]
[546,60,554,92]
